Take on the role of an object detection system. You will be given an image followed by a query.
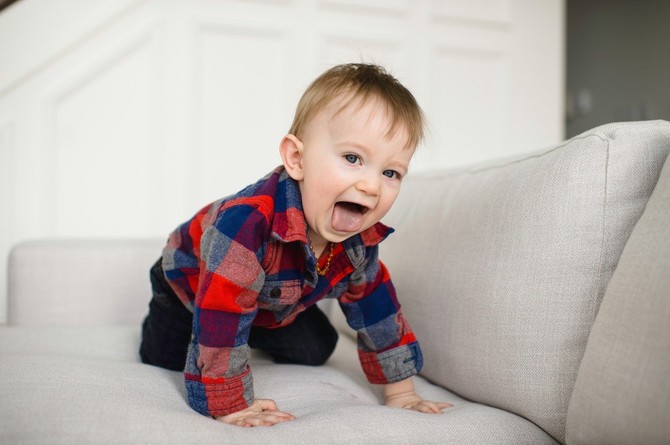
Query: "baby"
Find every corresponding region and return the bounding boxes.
[140,63,451,427]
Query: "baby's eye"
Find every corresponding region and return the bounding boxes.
[383,170,400,179]
[344,154,360,164]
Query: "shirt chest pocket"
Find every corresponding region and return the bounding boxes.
[257,279,303,306]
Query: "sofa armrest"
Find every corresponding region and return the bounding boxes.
[7,239,164,326]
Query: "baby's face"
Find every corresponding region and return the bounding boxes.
[296,96,414,252]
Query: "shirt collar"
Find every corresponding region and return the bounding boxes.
[269,166,394,248]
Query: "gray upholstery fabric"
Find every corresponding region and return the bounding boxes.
[0,327,557,445]
[380,121,670,442]
[7,239,163,326]
[566,144,670,444]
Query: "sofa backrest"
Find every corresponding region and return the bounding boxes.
[565,136,670,445]
[7,239,164,326]
[380,120,670,443]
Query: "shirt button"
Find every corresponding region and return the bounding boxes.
[270,288,281,298]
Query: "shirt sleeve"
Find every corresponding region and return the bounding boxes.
[164,198,271,417]
[337,246,423,384]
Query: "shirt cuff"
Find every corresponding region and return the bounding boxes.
[185,366,255,417]
[358,342,423,384]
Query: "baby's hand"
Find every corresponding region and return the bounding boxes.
[385,392,453,414]
[216,399,295,427]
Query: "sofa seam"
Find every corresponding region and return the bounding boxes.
[597,138,610,320]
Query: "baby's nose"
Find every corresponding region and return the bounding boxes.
[356,174,381,196]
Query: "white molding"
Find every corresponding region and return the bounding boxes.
[0,118,15,324]
[424,44,510,167]
[194,19,289,40]
[0,0,149,96]
[317,33,404,66]
[317,0,410,16]
[40,20,159,236]
[433,43,507,59]
[0,118,15,227]
[431,0,512,28]
[42,24,158,112]
[187,18,293,204]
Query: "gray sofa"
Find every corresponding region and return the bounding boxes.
[1,121,669,444]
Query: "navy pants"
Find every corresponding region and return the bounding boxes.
[139,259,339,372]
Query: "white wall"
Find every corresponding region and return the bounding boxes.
[0,0,564,323]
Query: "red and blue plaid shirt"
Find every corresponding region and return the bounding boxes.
[162,166,423,417]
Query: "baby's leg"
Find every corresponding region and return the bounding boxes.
[139,259,193,371]
[248,305,338,366]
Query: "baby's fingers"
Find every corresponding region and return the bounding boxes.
[259,410,296,423]
[412,400,453,414]
[413,403,436,414]
[251,410,295,426]
[436,402,453,410]
[232,412,294,427]
[254,399,279,411]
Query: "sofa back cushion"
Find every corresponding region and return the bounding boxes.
[565,140,670,445]
[7,239,164,326]
[380,120,670,442]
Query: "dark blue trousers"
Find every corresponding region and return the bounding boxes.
[139,259,338,371]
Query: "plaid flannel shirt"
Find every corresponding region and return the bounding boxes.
[162,166,423,417]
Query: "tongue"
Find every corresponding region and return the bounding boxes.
[332,202,364,233]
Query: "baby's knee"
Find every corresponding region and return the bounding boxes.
[305,328,339,366]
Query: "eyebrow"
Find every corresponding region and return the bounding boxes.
[389,162,410,175]
[338,140,371,153]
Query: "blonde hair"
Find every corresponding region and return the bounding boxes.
[289,63,424,149]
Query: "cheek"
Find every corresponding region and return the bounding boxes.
[377,188,400,214]
[307,178,332,199]
[312,167,345,191]
[302,177,332,216]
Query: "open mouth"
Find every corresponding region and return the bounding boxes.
[337,201,369,215]
[332,201,369,232]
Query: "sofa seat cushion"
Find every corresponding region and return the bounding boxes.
[379,120,670,442]
[0,326,557,445]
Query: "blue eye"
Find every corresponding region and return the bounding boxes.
[345,154,360,164]
[383,170,400,179]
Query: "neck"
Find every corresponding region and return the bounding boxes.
[311,241,328,258]
[307,230,329,258]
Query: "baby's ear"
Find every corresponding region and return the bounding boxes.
[279,134,305,180]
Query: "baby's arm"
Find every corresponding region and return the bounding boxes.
[383,378,452,413]
[174,201,289,422]
[215,399,295,427]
